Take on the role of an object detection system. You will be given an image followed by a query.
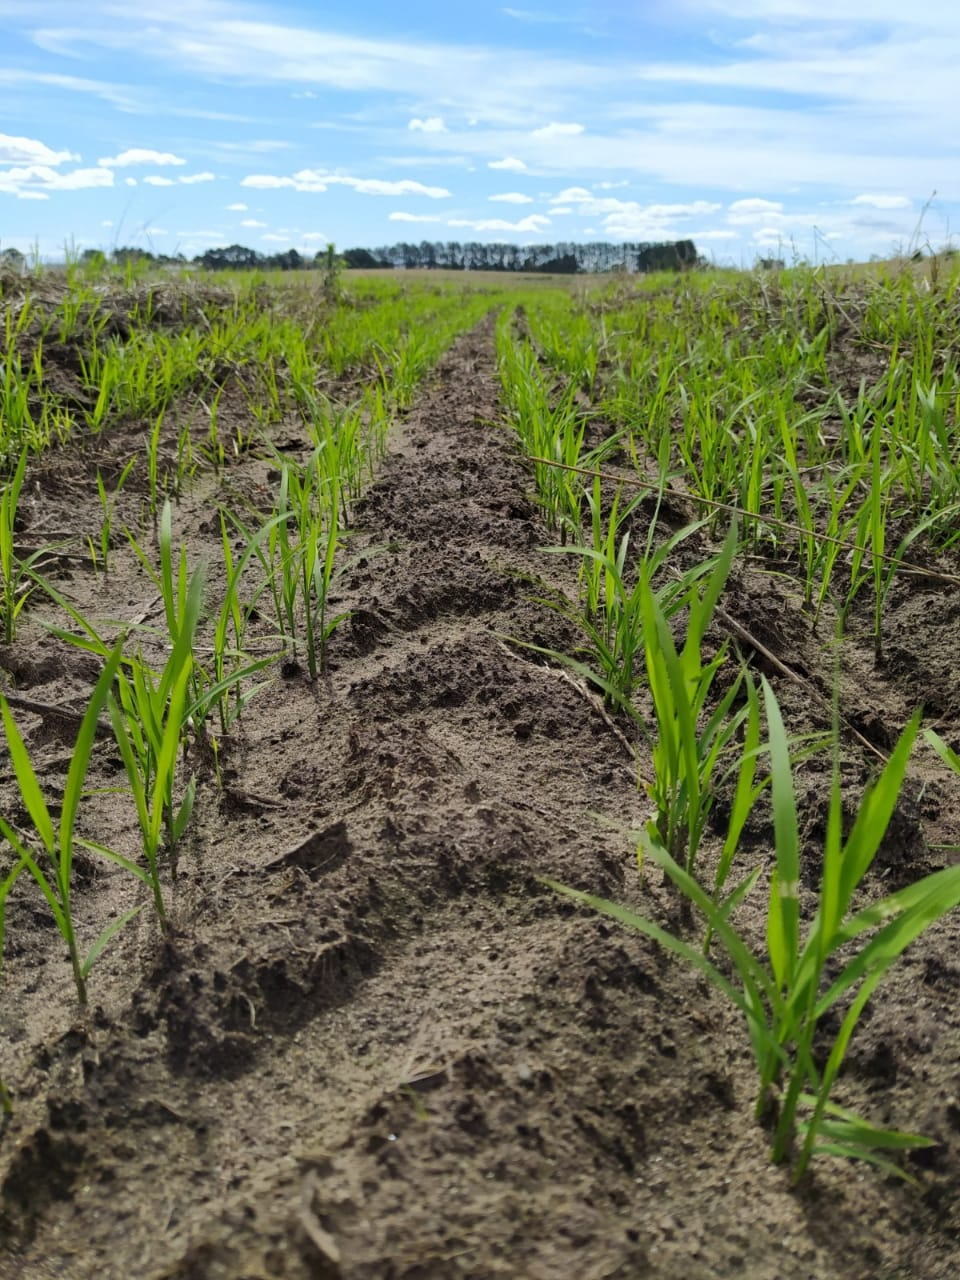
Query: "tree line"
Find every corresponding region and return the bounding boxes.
[341,239,699,273]
[2,238,699,275]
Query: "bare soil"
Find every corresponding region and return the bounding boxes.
[4,310,960,1279]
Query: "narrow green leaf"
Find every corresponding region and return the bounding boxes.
[0,697,56,855]
[60,640,125,872]
[761,678,799,987]
[81,905,144,978]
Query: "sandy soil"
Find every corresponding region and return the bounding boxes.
[3,308,960,1279]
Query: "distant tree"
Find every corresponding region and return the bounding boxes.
[0,246,25,270]
[537,252,578,274]
[269,248,304,271]
[342,248,384,268]
[196,243,262,270]
[336,238,703,275]
[112,245,156,265]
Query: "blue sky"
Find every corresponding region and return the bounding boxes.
[1,0,957,265]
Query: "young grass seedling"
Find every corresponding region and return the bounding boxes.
[538,467,708,712]
[145,408,165,525]
[0,448,37,642]
[0,640,144,1005]
[93,455,136,577]
[108,640,197,920]
[546,685,960,1181]
[209,508,282,735]
[638,522,753,873]
[106,561,207,906]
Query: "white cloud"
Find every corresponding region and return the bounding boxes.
[0,164,115,197]
[0,133,77,166]
[216,139,295,153]
[489,156,527,171]
[502,7,566,20]
[594,180,629,190]
[728,198,784,221]
[752,226,789,248]
[448,213,551,233]
[17,6,960,210]
[179,171,215,184]
[531,122,584,139]
[409,116,446,133]
[0,69,138,113]
[241,170,451,197]
[549,189,720,234]
[53,170,115,190]
[389,211,443,222]
[602,200,722,238]
[262,233,295,242]
[144,175,175,186]
[226,202,248,211]
[99,148,186,167]
[489,192,533,203]
[544,188,723,238]
[240,218,267,227]
[124,177,137,186]
[301,232,332,241]
[851,193,912,209]
[241,174,300,190]
[32,18,615,119]
[143,226,168,236]
[101,219,114,227]
[552,186,593,203]
[328,175,451,197]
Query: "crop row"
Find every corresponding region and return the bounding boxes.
[496,261,960,1180]
[0,266,512,1115]
[0,267,498,464]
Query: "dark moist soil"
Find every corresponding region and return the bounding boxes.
[4,313,960,1279]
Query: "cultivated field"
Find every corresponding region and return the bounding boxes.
[2,257,960,1278]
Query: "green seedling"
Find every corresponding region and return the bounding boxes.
[539,470,708,712]
[638,522,755,874]
[93,455,137,576]
[547,684,960,1181]
[845,431,942,664]
[303,472,351,676]
[497,322,589,541]
[0,640,143,1005]
[173,422,197,500]
[271,446,350,678]
[145,407,165,522]
[0,448,40,642]
[107,566,205,910]
[211,508,283,734]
